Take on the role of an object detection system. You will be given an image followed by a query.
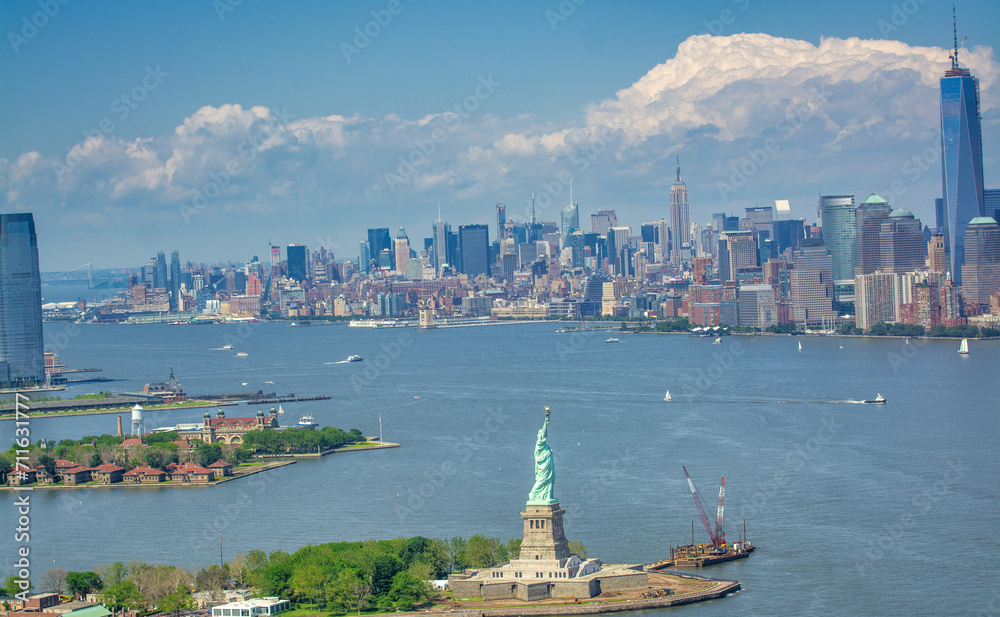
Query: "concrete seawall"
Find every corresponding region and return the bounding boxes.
[380,580,740,617]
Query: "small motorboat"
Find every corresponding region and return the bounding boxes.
[347,355,363,362]
[222,344,234,350]
[712,337,721,344]
[605,337,620,343]
[862,393,886,404]
[236,352,249,357]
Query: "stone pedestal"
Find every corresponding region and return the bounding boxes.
[519,503,570,562]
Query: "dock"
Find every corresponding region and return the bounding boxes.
[646,543,755,570]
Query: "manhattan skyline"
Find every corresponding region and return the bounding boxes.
[1,1,998,270]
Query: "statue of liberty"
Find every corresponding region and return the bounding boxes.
[528,407,557,505]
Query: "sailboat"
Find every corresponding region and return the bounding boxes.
[958,338,969,355]
[663,390,671,402]
[798,340,802,351]
[277,404,285,415]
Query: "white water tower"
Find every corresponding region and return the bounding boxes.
[131,404,144,436]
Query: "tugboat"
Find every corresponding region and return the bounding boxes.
[347,355,363,362]
[862,393,886,404]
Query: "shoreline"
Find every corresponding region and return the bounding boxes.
[0,400,241,420]
[0,460,296,491]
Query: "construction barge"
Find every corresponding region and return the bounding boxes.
[647,542,756,570]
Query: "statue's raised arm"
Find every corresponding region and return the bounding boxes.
[527,407,557,505]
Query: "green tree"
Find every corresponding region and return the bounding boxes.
[462,535,507,568]
[99,580,145,612]
[194,443,223,466]
[289,564,327,607]
[568,540,588,559]
[37,454,56,477]
[194,564,229,592]
[506,538,522,561]
[88,452,102,468]
[2,575,31,597]
[157,583,195,617]
[331,570,371,616]
[66,571,103,598]
[0,456,12,484]
[447,537,467,572]
[383,571,429,611]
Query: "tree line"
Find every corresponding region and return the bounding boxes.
[0,536,587,615]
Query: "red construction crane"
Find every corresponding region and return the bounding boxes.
[682,466,718,547]
[715,476,726,546]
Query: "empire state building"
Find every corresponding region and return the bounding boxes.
[670,155,691,266]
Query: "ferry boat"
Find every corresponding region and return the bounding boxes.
[297,415,318,429]
[347,355,363,362]
[862,393,886,404]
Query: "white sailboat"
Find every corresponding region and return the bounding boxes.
[277,404,285,415]
[663,390,671,402]
[798,340,802,351]
[958,338,969,355]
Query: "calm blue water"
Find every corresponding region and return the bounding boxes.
[2,322,997,616]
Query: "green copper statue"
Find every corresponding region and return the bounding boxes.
[528,407,557,505]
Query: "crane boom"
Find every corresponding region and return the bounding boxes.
[682,466,717,546]
[715,476,726,545]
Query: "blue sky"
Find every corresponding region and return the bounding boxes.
[1,0,998,270]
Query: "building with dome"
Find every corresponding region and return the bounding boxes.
[200,407,279,445]
[880,208,925,274]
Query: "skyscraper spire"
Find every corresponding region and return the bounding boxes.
[952,4,958,70]
[675,154,681,183]
[531,192,536,224]
[437,201,442,223]
[569,181,573,207]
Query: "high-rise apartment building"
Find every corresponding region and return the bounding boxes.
[606,226,632,277]
[718,230,756,284]
[790,238,836,325]
[855,272,900,331]
[590,209,617,236]
[819,194,857,304]
[394,228,410,275]
[928,234,947,275]
[855,193,892,275]
[879,209,925,274]
[0,213,44,386]
[169,250,181,311]
[940,17,986,284]
[155,250,168,289]
[358,241,371,274]
[960,216,1000,308]
[560,197,580,250]
[670,156,691,265]
[458,224,490,277]
[367,228,393,270]
[286,245,308,281]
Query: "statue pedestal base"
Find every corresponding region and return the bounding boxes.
[519,503,570,562]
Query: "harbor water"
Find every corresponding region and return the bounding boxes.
[2,320,997,616]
